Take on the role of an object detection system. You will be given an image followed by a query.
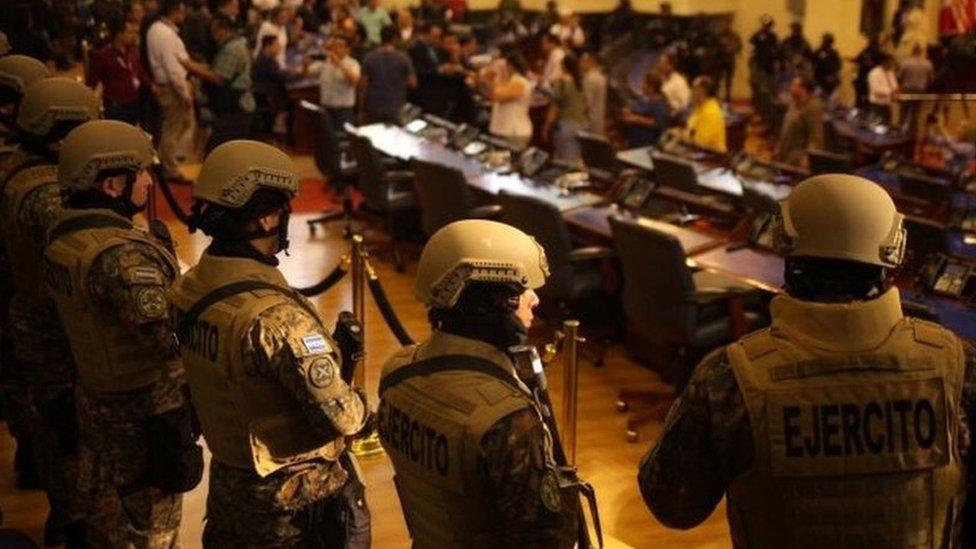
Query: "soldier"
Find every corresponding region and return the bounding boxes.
[45,119,198,548]
[0,77,99,545]
[0,54,50,132]
[0,54,50,490]
[169,140,370,547]
[638,174,976,547]
[378,219,580,547]
[812,33,842,99]
[749,14,779,130]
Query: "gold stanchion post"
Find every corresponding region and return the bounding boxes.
[349,235,384,457]
[561,320,582,466]
[350,235,366,388]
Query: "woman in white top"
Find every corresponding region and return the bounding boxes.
[485,52,534,147]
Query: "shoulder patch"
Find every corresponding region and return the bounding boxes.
[308,356,337,388]
[302,333,332,355]
[135,286,168,319]
[539,470,563,513]
[131,266,165,284]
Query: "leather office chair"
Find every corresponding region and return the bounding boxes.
[497,191,614,364]
[808,148,854,175]
[409,158,502,236]
[576,131,622,184]
[300,101,359,236]
[348,133,417,272]
[609,215,768,441]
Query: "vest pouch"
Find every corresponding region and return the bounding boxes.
[144,399,204,494]
[292,473,371,549]
[337,465,371,549]
[248,410,343,477]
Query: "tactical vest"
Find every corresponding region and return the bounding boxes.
[1,162,58,302]
[168,253,345,476]
[44,208,180,393]
[725,289,968,549]
[378,332,535,548]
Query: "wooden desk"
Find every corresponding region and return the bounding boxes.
[617,146,792,201]
[830,117,912,159]
[565,205,724,254]
[690,245,785,294]
[354,124,604,212]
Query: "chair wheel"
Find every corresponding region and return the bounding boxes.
[616,400,628,413]
[626,430,638,443]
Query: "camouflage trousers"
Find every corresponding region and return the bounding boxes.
[30,382,85,525]
[77,383,184,549]
[4,299,82,520]
[0,315,32,441]
[203,459,349,548]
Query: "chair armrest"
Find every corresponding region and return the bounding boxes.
[386,170,415,192]
[568,246,614,262]
[387,170,414,182]
[468,204,503,220]
[689,287,753,338]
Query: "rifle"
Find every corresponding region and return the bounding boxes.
[331,310,372,549]
[508,344,603,549]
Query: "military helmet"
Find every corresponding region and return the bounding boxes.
[414,219,550,309]
[194,140,298,208]
[16,77,101,137]
[0,55,50,97]
[776,174,905,268]
[58,120,155,191]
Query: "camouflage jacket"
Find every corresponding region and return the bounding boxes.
[637,342,976,537]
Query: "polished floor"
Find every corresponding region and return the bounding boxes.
[0,160,734,548]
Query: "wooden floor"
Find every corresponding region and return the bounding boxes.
[0,158,734,548]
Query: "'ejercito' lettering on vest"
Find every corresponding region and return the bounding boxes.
[783,398,938,458]
[377,400,449,476]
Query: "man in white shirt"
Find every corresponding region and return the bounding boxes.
[868,53,899,124]
[550,9,585,48]
[254,6,291,68]
[540,33,565,89]
[147,0,194,181]
[308,34,360,128]
[659,54,690,117]
[581,51,607,134]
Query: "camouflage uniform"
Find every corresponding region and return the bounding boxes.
[1,163,84,528]
[203,300,364,547]
[637,342,976,536]
[0,152,42,441]
[480,408,580,547]
[379,331,579,548]
[76,240,185,549]
[177,279,366,546]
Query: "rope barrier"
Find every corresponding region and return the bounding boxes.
[293,257,349,297]
[363,259,415,346]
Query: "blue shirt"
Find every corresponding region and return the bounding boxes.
[627,96,670,148]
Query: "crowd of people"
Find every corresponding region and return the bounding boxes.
[1,2,976,549]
